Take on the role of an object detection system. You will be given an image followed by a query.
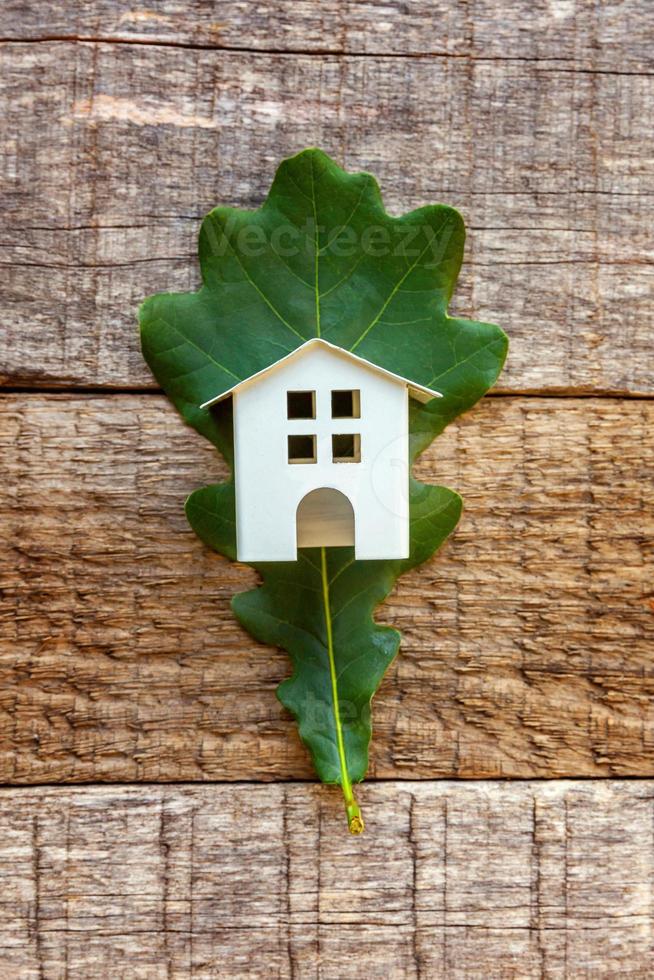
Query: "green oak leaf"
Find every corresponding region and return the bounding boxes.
[139,148,507,833]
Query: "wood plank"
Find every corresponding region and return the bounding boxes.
[1,42,653,394]
[0,781,652,978]
[1,394,652,783]
[1,0,652,69]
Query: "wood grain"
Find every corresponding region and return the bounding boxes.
[1,394,652,784]
[1,5,652,972]
[0,781,652,978]
[1,0,653,68]
[0,40,652,394]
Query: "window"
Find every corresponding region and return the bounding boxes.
[331,389,360,419]
[332,433,361,463]
[287,390,315,419]
[288,434,317,464]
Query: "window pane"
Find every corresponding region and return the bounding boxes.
[287,390,315,419]
[332,433,361,463]
[331,389,360,419]
[288,434,317,463]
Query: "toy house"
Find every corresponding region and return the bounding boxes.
[201,339,441,562]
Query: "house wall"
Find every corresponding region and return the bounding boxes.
[232,343,410,561]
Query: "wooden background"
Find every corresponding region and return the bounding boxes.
[1,1,652,976]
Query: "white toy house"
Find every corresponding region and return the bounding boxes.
[201,339,441,562]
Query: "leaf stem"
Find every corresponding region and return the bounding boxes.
[310,156,321,337]
[319,547,364,835]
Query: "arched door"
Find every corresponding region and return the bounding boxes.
[296,488,355,548]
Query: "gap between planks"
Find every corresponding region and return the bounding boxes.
[2,776,654,791]
[1,386,653,400]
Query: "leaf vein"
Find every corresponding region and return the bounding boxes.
[349,234,439,352]
[212,215,305,341]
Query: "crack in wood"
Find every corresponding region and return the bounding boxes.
[0,34,652,78]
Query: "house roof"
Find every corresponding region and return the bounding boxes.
[200,338,443,409]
